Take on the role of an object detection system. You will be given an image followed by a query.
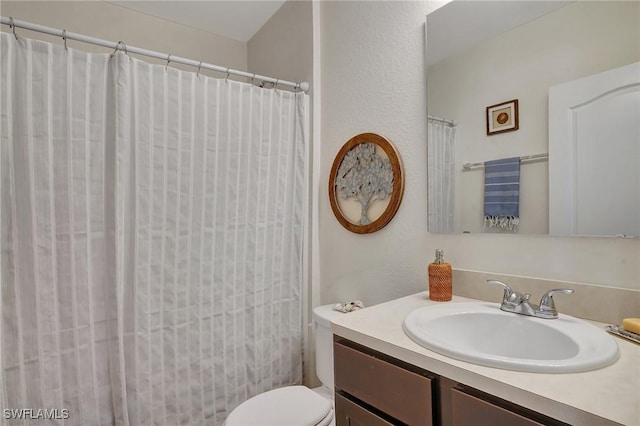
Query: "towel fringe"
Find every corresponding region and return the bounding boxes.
[484,215,519,231]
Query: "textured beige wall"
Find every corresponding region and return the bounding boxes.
[320,1,437,307]
[0,1,247,76]
[318,0,640,312]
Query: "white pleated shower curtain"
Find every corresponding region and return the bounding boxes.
[427,120,456,233]
[1,33,308,425]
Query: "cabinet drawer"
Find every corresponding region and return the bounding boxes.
[451,388,546,426]
[335,393,394,426]
[334,341,433,426]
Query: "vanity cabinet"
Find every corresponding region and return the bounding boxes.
[334,337,569,426]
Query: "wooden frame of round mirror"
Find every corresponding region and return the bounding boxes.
[329,133,404,234]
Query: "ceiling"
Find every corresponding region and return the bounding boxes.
[108,1,571,53]
[109,1,286,42]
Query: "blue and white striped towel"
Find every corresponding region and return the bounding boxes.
[484,157,521,231]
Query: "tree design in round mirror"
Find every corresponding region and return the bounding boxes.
[329,133,404,234]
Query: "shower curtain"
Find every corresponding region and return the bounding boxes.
[427,120,456,233]
[1,33,308,425]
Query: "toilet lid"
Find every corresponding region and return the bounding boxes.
[225,386,333,426]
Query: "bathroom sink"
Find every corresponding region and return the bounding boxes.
[403,302,619,373]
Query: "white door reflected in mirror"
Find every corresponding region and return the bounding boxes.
[549,62,640,237]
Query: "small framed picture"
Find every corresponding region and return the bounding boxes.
[486,99,519,135]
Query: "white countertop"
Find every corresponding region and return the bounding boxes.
[330,292,640,426]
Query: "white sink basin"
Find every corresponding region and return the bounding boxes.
[403,302,619,373]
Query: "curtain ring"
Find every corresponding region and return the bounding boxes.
[274,79,280,89]
[196,61,203,77]
[9,17,18,39]
[111,41,126,59]
[225,68,231,83]
[110,42,120,58]
[62,29,68,51]
[166,54,172,70]
[250,73,256,85]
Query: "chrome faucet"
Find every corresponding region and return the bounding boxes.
[487,280,574,319]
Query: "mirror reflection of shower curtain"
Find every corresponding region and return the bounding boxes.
[1,33,307,426]
[427,120,456,232]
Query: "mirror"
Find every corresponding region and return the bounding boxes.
[426,1,640,236]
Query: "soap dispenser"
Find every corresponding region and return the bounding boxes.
[428,249,452,301]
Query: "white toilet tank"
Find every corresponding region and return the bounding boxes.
[312,305,343,390]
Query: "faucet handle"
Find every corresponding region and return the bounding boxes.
[538,288,575,318]
[487,280,518,304]
[487,279,512,291]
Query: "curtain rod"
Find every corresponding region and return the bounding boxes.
[1,16,309,93]
[462,153,548,171]
[428,114,456,127]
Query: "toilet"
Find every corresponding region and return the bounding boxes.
[224,304,343,426]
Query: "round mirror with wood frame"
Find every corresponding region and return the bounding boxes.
[329,133,404,234]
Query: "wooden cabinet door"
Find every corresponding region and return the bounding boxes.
[451,388,556,426]
[335,393,395,426]
[334,340,433,426]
